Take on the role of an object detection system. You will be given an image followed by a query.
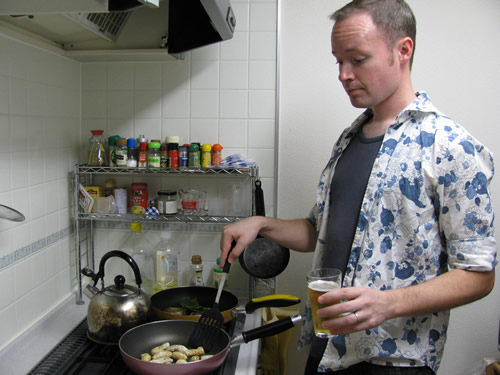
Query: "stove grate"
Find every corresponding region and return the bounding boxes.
[28,319,89,375]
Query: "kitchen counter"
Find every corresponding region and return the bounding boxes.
[0,295,261,375]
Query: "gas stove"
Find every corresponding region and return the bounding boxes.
[28,313,246,375]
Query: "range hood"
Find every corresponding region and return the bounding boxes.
[0,0,236,61]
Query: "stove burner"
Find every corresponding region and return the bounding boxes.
[28,314,245,375]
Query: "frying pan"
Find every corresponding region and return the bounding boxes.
[119,316,302,375]
[238,180,290,278]
[151,286,238,323]
[151,286,301,322]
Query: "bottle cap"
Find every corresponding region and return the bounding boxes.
[108,135,121,145]
[127,138,137,148]
[139,142,148,150]
[166,136,180,144]
[212,144,223,152]
[91,130,104,136]
[130,222,142,231]
[117,139,127,146]
[148,142,161,149]
[168,143,179,150]
[192,255,202,264]
[189,143,200,152]
[201,144,212,152]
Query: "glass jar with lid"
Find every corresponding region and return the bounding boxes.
[157,190,178,215]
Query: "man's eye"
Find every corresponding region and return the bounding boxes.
[353,58,365,64]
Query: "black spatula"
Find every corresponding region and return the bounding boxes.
[187,242,235,351]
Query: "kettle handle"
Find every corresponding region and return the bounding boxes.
[96,250,143,288]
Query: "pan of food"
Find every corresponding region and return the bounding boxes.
[151,286,301,323]
[119,315,302,375]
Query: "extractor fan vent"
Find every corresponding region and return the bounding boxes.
[66,11,131,42]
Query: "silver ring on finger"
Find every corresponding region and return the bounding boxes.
[354,312,360,323]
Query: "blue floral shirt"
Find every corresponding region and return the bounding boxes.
[299,92,497,372]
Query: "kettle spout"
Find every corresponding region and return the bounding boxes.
[83,284,100,299]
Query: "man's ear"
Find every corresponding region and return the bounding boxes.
[398,37,414,65]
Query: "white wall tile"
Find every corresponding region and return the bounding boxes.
[190,119,219,145]
[162,89,190,118]
[221,32,249,60]
[190,90,219,118]
[0,114,9,153]
[249,90,275,119]
[247,148,275,178]
[82,63,107,90]
[220,90,249,119]
[220,61,249,89]
[82,91,107,118]
[10,151,29,189]
[249,60,276,89]
[249,119,275,148]
[0,265,15,309]
[191,44,220,61]
[161,118,190,143]
[163,61,190,91]
[250,3,277,32]
[219,119,248,148]
[191,60,219,89]
[134,90,162,118]
[107,63,134,90]
[135,62,163,90]
[0,76,9,114]
[134,118,162,140]
[232,2,250,32]
[107,91,134,119]
[249,32,277,60]
[9,78,28,115]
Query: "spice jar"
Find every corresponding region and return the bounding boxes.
[191,255,204,286]
[115,139,128,167]
[88,130,107,166]
[201,144,212,167]
[212,144,223,166]
[157,190,178,215]
[147,142,161,168]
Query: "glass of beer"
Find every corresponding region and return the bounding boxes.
[307,268,342,338]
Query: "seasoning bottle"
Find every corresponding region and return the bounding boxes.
[157,190,178,215]
[138,142,148,168]
[107,135,121,167]
[115,139,128,167]
[191,255,204,286]
[147,141,161,168]
[213,257,227,289]
[179,145,188,168]
[160,141,168,168]
[201,144,212,167]
[188,143,200,167]
[212,144,223,166]
[168,142,179,168]
[127,138,138,167]
[88,130,107,166]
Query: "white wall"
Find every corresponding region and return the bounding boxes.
[0,35,81,350]
[277,1,500,374]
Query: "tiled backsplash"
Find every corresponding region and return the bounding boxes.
[0,0,278,351]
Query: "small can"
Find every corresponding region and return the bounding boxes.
[188,143,200,167]
[201,144,211,168]
[167,143,179,168]
[212,144,223,166]
[138,142,148,168]
[157,190,178,215]
[130,183,148,214]
[179,145,188,168]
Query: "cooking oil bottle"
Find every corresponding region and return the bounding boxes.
[153,232,180,294]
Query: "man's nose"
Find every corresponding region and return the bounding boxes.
[338,64,354,82]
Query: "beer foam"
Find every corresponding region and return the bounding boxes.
[308,280,340,292]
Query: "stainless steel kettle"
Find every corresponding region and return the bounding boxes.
[81,250,151,345]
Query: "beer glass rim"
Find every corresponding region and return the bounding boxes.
[307,267,342,280]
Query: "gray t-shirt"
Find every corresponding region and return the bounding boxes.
[323,128,384,278]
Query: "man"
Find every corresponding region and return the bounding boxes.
[220,0,496,373]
